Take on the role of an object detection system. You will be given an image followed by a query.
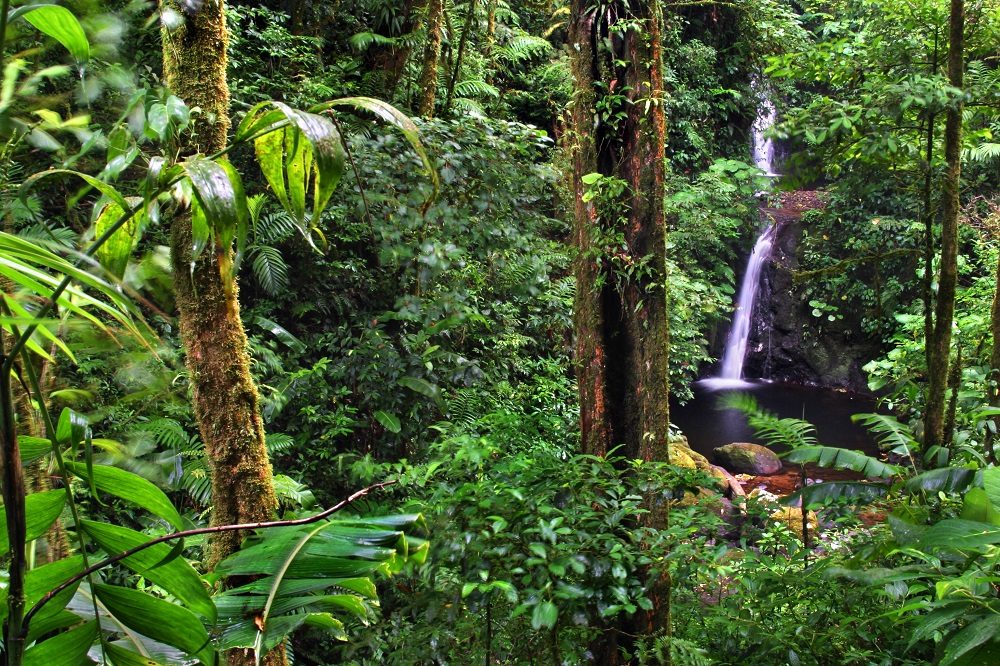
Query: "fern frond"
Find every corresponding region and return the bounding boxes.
[250,245,290,296]
[256,211,298,244]
[454,79,500,99]
[451,96,487,118]
[720,392,818,449]
[266,432,295,454]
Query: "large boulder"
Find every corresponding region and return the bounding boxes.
[713,442,782,476]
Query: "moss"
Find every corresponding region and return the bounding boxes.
[417,0,444,117]
[161,5,281,663]
[713,442,783,476]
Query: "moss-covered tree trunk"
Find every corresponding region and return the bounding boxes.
[925,0,964,449]
[418,0,444,116]
[567,0,670,661]
[160,3,282,665]
[365,0,426,98]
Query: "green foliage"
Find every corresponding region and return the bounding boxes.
[321,410,720,664]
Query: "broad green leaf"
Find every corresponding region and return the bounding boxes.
[23,619,97,666]
[982,467,1000,511]
[254,316,305,353]
[1,555,84,628]
[56,407,87,449]
[397,376,439,399]
[94,196,144,279]
[95,584,214,666]
[921,519,1000,551]
[215,514,423,655]
[19,435,52,465]
[373,410,401,434]
[906,467,981,495]
[319,96,439,195]
[784,446,899,478]
[65,462,183,529]
[245,102,344,238]
[782,481,888,508]
[940,615,1000,666]
[216,157,249,277]
[0,489,66,554]
[25,610,84,645]
[181,157,245,251]
[908,603,970,649]
[3,295,76,361]
[23,169,130,213]
[272,102,344,226]
[81,521,214,621]
[961,488,1000,526]
[531,600,558,630]
[105,643,168,666]
[21,5,90,63]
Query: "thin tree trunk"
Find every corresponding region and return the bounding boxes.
[418,0,445,116]
[944,344,961,446]
[988,221,1000,464]
[925,0,964,449]
[568,0,670,660]
[160,3,282,665]
[444,0,477,113]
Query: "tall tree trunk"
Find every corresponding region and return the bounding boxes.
[921,31,939,375]
[988,206,1000,464]
[160,3,282,665]
[568,0,670,661]
[925,0,964,449]
[418,0,445,116]
[365,0,426,99]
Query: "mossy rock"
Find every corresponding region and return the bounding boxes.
[668,437,712,471]
[770,506,819,536]
[713,442,782,476]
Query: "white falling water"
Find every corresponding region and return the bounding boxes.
[717,224,777,380]
[703,89,780,388]
[752,95,779,177]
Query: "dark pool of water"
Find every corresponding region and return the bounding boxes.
[671,379,880,458]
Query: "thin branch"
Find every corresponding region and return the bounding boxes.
[22,480,397,633]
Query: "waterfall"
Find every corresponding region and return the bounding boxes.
[703,86,779,388]
[717,224,777,380]
[752,95,779,177]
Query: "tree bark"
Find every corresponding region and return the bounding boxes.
[365,0,426,99]
[160,3,282,665]
[418,0,445,116]
[925,0,964,449]
[568,0,670,661]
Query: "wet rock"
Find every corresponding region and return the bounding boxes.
[713,442,783,475]
[710,464,746,499]
[668,436,712,471]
